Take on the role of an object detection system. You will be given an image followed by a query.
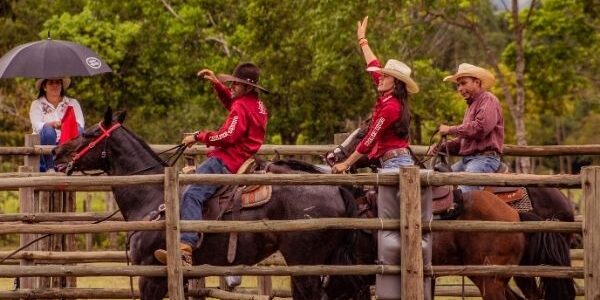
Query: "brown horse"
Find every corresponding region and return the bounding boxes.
[267,158,573,299]
[326,128,575,299]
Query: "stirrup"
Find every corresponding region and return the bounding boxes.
[154,244,193,266]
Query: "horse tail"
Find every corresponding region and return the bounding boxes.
[518,212,576,300]
[323,187,374,300]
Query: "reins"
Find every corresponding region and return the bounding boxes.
[8,123,188,298]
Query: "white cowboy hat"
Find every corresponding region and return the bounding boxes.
[35,77,71,91]
[366,59,419,94]
[443,63,495,89]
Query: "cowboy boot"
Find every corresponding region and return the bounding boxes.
[154,243,193,266]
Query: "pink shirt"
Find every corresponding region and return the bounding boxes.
[446,90,504,155]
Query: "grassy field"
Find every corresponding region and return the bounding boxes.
[0,263,290,300]
[0,266,585,299]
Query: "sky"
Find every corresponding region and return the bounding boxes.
[491,0,534,11]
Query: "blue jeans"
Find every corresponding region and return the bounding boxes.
[39,124,84,172]
[180,157,230,247]
[381,154,414,169]
[451,155,501,192]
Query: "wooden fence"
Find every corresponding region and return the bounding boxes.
[1,134,599,299]
[0,167,597,299]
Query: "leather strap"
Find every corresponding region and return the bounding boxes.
[227,188,244,263]
[474,150,500,156]
[380,148,410,163]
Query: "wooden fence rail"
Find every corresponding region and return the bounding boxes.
[4,143,600,156]
[0,219,581,234]
[0,264,583,278]
[0,249,584,263]
[0,286,585,299]
[0,288,291,300]
[0,212,124,222]
[0,172,582,190]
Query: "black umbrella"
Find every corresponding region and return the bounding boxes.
[0,38,112,79]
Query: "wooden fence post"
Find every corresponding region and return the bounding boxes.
[22,134,40,289]
[399,166,424,299]
[24,134,40,169]
[164,167,184,299]
[582,166,600,299]
[105,192,118,249]
[257,276,272,295]
[85,193,93,250]
[18,165,35,290]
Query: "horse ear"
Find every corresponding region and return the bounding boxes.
[115,110,127,124]
[103,107,113,128]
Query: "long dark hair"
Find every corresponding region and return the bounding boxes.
[391,79,410,139]
[37,79,66,98]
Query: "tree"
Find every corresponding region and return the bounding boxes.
[423,0,537,172]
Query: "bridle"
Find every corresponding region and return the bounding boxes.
[64,122,186,176]
[65,122,122,175]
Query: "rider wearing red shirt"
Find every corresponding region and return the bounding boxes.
[155,63,269,266]
[332,16,429,300]
[332,17,419,174]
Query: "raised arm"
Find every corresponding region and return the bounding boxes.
[357,16,376,64]
[198,68,234,110]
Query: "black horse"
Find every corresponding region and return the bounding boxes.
[327,127,576,299]
[52,108,373,300]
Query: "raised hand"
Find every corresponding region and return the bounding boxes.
[357,16,368,40]
[197,69,218,83]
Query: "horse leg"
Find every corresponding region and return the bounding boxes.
[514,276,540,299]
[290,276,325,299]
[139,276,168,300]
[471,277,521,300]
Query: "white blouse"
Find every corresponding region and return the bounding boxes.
[29,96,85,141]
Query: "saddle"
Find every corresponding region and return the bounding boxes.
[185,157,273,263]
[432,161,532,213]
[486,162,532,212]
[431,186,464,219]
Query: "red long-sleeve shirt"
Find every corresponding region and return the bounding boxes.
[195,81,268,173]
[356,59,410,159]
[445,90,504,155]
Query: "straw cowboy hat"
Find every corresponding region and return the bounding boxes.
[217,62,270,93]
[366,59,419,94]
[35,77,71,90]
[443,63,495,89]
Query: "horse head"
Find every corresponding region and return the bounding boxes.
[54,107,164,176]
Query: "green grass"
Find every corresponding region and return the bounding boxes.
[0,262,290,300]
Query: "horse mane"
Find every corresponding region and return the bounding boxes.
[269,158,326,174]
[120,126,167,167]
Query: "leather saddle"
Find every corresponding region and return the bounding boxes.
[431,185,464,219]
[432,160,531,213]
[184,157,273,263]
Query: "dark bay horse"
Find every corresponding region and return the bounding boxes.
[327,128,575,299]
[52,108,370,300]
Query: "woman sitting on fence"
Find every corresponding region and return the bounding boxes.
[29,77,84,172]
